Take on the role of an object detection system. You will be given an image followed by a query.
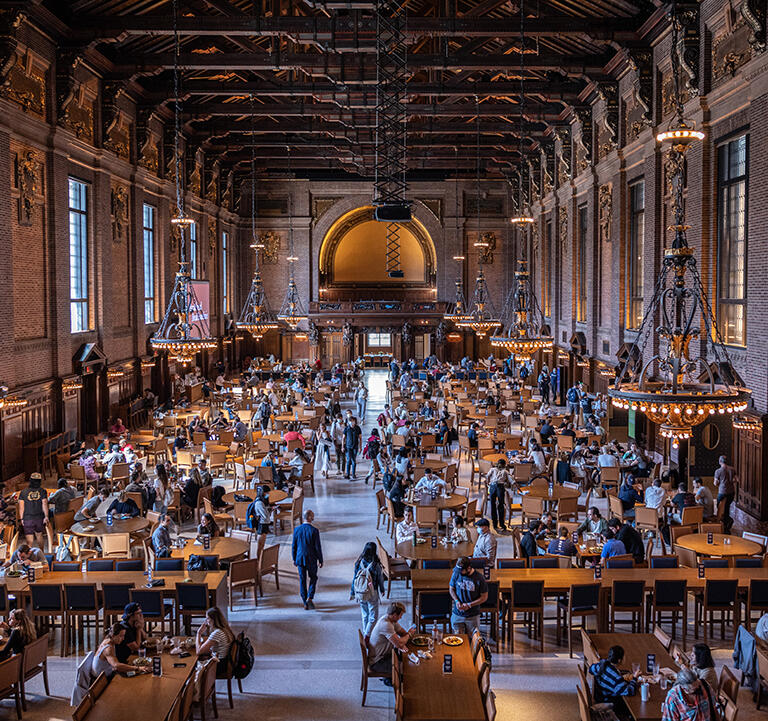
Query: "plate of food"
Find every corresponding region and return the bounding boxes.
[5,570,22,578]
[82,525,95,532]
[132,657,152,668]
[414,537,427,545]
[411,635,431,647]
[442,635,464,646]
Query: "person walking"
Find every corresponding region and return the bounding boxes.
[486,459,512,531]
[537,366,550,404]
[344,417,362,480]
[355,383,368,420]
[714,455,738,532]
[18,473,50,548]
[350,541,385,641]
[292,510,323,610]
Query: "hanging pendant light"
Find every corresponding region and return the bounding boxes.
[277,146,309,332]
[608,2,749,449]
[510,0,535,226]
[235,95,278,340]
[150,0,217,364]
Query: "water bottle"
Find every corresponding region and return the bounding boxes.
[147,566,153,584]
[106,512,113,527]
[202,441,207,454]
[640,682,649,702]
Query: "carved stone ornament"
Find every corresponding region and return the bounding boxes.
[571,105,592,173]
[712,9,753,84]
[16,149,39,225]
[596,81,618,159]
[259,231,281,265]
[661,69,690,117]
[208,218,217,253]
[674,4,701,96]
[477,231,497,265]
[555,127,571,186]
[56,51,95,143]
[311,196,336,222]
[599,184,612,244]
[221,171,234,211]
[0,6,25,86]
[111,184,129,244]
[435,320,447,345]
[308,320,320,347]
[541,144,554,196]
[188,148,203,197]
[342,321,353,347]
[2,49,45,117]
[558,207,568,247]
[136,106,159,174]
[625,47,654,126]
[205,160,219,204]
[102,80,131,160]
[741,0,766,53]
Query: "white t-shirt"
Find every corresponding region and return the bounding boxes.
[597,453,619,468]
[369,617,404,664]
[207,628,233,659]
[396,519,419,545]
[695,485,715,517]
[644,485,666,511]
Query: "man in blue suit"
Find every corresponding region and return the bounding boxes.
[292,509,323,609]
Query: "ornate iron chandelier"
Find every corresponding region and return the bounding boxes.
[608,4,749,448]
[490,246,552,358]
[509,0,534,226]
[235,96,278,341]
[150,0,216,364]
[0,383,27,409]
[444,151,470,325]
[456,264,500,338]
[277,161,308,332]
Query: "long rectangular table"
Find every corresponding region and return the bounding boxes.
[401,634,485,721]
[589,633,676,721]
[87,652,195,721]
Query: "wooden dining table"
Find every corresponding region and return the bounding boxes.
[70,515,150,537]
[170,536,249,562]
[675,533,762,557]
[405,493,467,512]
[520,485,580,501]
[395,538,475,566]
[401,634,486,721]
[588,632,677,721]
[222,488,288,505]
[86,651,195,721]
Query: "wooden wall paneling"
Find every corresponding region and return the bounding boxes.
[733,417,767,521]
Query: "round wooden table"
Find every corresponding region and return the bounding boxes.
[481,452,509,464]
[412,459,451,471]
[675,533,762,557]
[171,536,249,562]
[521,485,580,501]
[70,516,150,537]
[221,488,288,505]
[244,455,267,469]
[405,493,467,511]
[395,538,475,563]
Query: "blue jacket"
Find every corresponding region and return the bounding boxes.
[292,522,323,567]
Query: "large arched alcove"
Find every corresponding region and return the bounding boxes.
[319,206,437,291]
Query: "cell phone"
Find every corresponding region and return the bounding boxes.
[178,652,191,658]
[173,662,186,668]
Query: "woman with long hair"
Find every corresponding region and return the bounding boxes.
[0,609,36,661]
[690,643,718,688]
[195,607,235,673]
[314,423,333,479]
[153,463,171,513]
[92,624,143,678]
[349,541,385,642]
[197,512,221,538]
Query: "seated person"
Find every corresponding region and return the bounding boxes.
[413,469,446,495]
[535,512,556,540]
[578,507,608,536]
[115,602,146,664]
[644,478,666,514]
[467,423,479,450]
[3,543,45,569]
[151,514,173,558]
[618,476,643,516]
[539,418,556,444]
[547,526,576,556]
[527,442,547,476]
[520,520,543,559]
[286,449,310,481]
[109,417,127,436]
[395,507,419,544]
[600,529,627,560]
[608,517,644,565]
[74,487,109,522]
[367,602,415,678]
[450,514,471,543]
[106,491,140,518]
[692,477,715,518]
[283,424,306,449]
[0,609,36,661]
[589,645,638,704]
[597,446,619,468]
[671,482,696,523]
[197,513,221,538]
[49,478,77,515]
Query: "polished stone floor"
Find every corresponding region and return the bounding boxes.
[13,370,764,720]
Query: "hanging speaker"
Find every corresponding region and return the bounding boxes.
[374,204,412,223]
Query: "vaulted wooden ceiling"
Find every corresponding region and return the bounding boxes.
[38,0,666,181]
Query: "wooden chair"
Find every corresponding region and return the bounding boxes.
[29,585,66,656]
[257,543,280,596]
[681,506,704,527]
[89,670,108,700]
[385,498,403,538]
[63,583,99,656]
[228,558,259,607]
[521,495,544,526]
[556,583,601,658]
[100,533,131,559]
[375,490,389,531]
[175,450,194,473]
[694,579,739,644]
[653,624,673,651]
[358,629,389,705]
[508,580,544,653]
[718,664,739,708]
[675,545,698,568]
[193,657,218,721]
[299,462,315,494]
[0,653,22,719]
[414,505,439,535]
[203,497,234,533]
[610,580,645,632]
[607,493,626,521]
[376,537,410,597]
[650,580,687,648]
[669,524,697,551]
[556,496,578,521]
[72,689,92,721]
[275,492,303,533]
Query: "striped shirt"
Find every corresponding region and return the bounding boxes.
[588,661,638,702]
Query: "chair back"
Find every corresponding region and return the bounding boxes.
[635,505,659,530]
[650,555,679,569]
[260,543,280,569]
[611,580,645,606]
[743,532,768,551]
[521,495,544,517]
[511,580,544,608]
[64,584,98,610]
[699,522,724,535]
[102,583,134,611]
[155,558,183,571]
[0,585,7,614]
[570,583,601,611]
[600,466,621,483]
[497,558,526,569]
[86,559,114,571]
[529,556,559,569]
[229,557,258,585]
[653,579,687,608]
[115,559,144,571]
[608,494,624,519]
[701,558,729,568]
[90,671,109,700]
[422,560,451,569]
[718,665,739,706]
[101,533,131,557]
[704,579,738,607]
[653,624,672,650]
[669,524,697,549]
[734,556,763,568]
[22,632,49,675]
[416,591,452,621]
[358,628,369,667]
[176,583,209,611]
[52,561,81,572]
[0,654,20,689]
[414,505,439,529]
[30,584,64,612]
[514,463,533,483]
[128,588,163,617]
[605,555,635,569]
[674,546,698,568]
[681,506,704,526]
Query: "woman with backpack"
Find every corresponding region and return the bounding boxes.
[363,429,382,484]
[246,485,272,560]
[314,424,334,479]
[350,541,385,641]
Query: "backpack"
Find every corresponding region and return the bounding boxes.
[187,554,205,571]
[566,387,579,404]
[353,561,376,603]
[232,631,254,680]
[245,501,258,530]
[363,438,380,460]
